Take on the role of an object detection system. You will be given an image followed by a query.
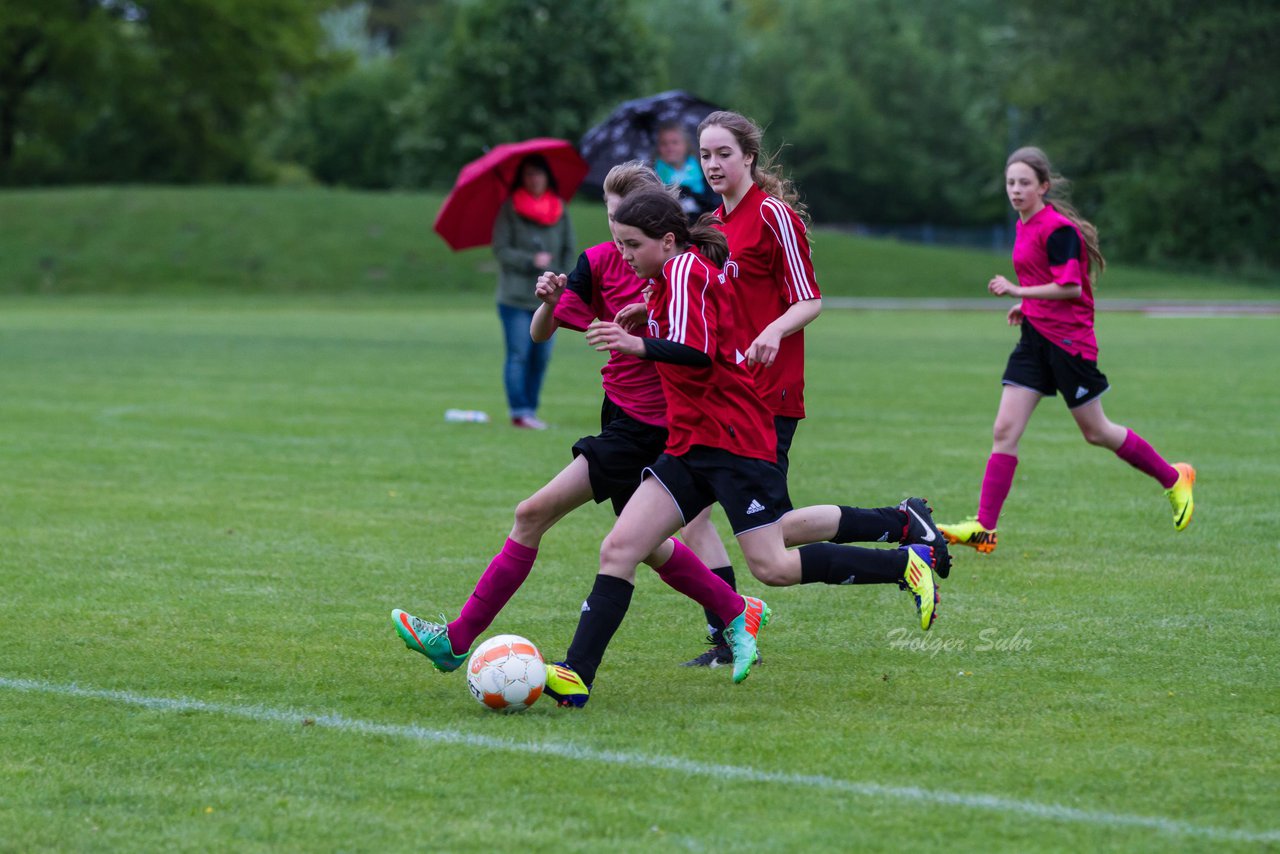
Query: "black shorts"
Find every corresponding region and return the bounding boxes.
[643,446,793,536]
[1002,321,1110,409]
[572,396,669,515]
[773,415,799,477]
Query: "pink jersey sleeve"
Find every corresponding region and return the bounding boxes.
[552,289,595,332]
[760,197,820,303]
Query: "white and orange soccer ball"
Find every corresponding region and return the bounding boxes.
[465,634,546,712]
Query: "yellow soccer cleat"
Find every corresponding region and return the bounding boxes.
[543,661,591,708]
[938,517,998,554]
[1165,462,1196,531]
[900,544,939,631]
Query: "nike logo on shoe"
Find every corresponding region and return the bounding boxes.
[906,506,937,541]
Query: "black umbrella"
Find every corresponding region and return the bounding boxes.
[578,90,722,200]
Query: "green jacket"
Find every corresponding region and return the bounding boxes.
[492,199,577,311]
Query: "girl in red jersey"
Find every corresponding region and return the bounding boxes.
[540,190,942,707]
[391,164,759,681]
[938,147,1195,554]
[673,110,947,666]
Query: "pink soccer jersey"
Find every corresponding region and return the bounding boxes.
[644,248,777,463]
[553,242,668,426]
[1013,204,1098,360]
[714,183,820,418]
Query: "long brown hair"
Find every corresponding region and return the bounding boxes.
[1007,147,1105,277]
[697,110,809,224]
[613,189,728,268]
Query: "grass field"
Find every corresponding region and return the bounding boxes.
[1,293,1276,852]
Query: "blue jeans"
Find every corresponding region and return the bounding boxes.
[498,303,553,419]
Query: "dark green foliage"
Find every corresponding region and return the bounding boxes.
[735,0,1011,226]
[1,0,1276,272]
[0,0,327,184]
[414,0,658,182]
[1007,0,1280,268]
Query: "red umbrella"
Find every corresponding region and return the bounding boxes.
[433,138,589,251]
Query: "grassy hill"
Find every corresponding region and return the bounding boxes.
[1,186,1276,299]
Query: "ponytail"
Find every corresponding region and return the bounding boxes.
[689,213,728,268]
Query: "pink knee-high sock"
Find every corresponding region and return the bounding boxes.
[653,539,745,626]
[1115,429,1179,489]
[447,538,538,654]
[978,452,1018,530]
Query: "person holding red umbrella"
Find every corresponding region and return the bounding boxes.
[492,154,577,429]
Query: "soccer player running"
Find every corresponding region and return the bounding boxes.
[541,190,941,708]
[676,110,949,667]
[392,163,765,680]
[937,147,1195,553]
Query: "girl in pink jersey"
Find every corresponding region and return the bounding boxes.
[391,164,758,683]
[540,190,943,707]
[675,110,948,666]
[938,147,1195,553]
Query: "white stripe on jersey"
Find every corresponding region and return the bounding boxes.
[665,253,693,345]
[689,255,712,353]
[761,196,815,301]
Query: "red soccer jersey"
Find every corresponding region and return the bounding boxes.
[553,242,668,426]
[714,183,820,418]
[1013,204,1098,360]
[644,249,777,463]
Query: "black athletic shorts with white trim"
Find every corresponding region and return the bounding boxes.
[1002,320,1110,409]
[773,415,799,477]
[572,396,669,515]
[643,446,793,536]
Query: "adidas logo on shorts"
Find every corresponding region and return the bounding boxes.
[1075,385,1089,399]
[746,499,766,515]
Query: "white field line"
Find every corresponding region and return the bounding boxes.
[2,676,1276,845]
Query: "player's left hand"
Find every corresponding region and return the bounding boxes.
[614,302,648,332]
[746,328,782,367]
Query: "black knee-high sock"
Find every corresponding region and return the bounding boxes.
[564,574,634,686]
[701,565,736,645]
[832,506,907,544]
[798,542,907,585]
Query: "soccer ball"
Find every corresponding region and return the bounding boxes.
[466,634,546,712]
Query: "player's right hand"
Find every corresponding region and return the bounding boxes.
[535,272,567,305]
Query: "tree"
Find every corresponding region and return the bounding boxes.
[1,0,328,184]
[0,0,112,179]
[1008,0,1280,268]
[415,0,658,183]
[733,0,1011,226]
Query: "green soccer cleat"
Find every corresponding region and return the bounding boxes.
[938,516,998,554]
[391,609,468,673]
[900,544,939,631]
[722,596,771,684]
[1165,462,1196,531]
[544,661,591,708]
